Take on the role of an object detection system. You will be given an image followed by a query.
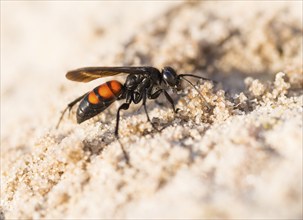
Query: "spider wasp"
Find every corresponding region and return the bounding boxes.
[56,66,212,137]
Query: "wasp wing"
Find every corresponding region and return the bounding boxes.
[66,66,159,83]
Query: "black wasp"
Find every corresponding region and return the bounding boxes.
[57,66,212,137]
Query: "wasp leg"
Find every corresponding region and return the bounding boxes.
[149,89,179,113]
[143,90,164,132]
[162,90,180,113]
[115,103,130,137]
[56,92,88,129]
[115,102,131,164]
[149,89,162,99]
[117,138,130,165]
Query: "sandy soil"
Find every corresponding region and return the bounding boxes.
[1,1,302,219]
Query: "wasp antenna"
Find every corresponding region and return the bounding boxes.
[180,76,211,109]
[179,74,217,84]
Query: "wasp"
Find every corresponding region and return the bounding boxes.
[56,66,212,137]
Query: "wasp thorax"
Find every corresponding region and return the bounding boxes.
[125,74,138,90]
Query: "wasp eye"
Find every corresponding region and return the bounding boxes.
[162,66,179,87]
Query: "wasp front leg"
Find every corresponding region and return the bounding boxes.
[149,88,179,114]
[162,90,180,113]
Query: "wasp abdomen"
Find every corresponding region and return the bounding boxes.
[77,80,123,123]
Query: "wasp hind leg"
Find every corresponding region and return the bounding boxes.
[56,92,88,129]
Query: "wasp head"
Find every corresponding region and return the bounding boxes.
[162,66,181,91]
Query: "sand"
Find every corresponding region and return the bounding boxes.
[1,1,302,219]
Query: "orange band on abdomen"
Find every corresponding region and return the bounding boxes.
[88,91,100,104]
[108,80,122,95]
[98,83,115,100]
